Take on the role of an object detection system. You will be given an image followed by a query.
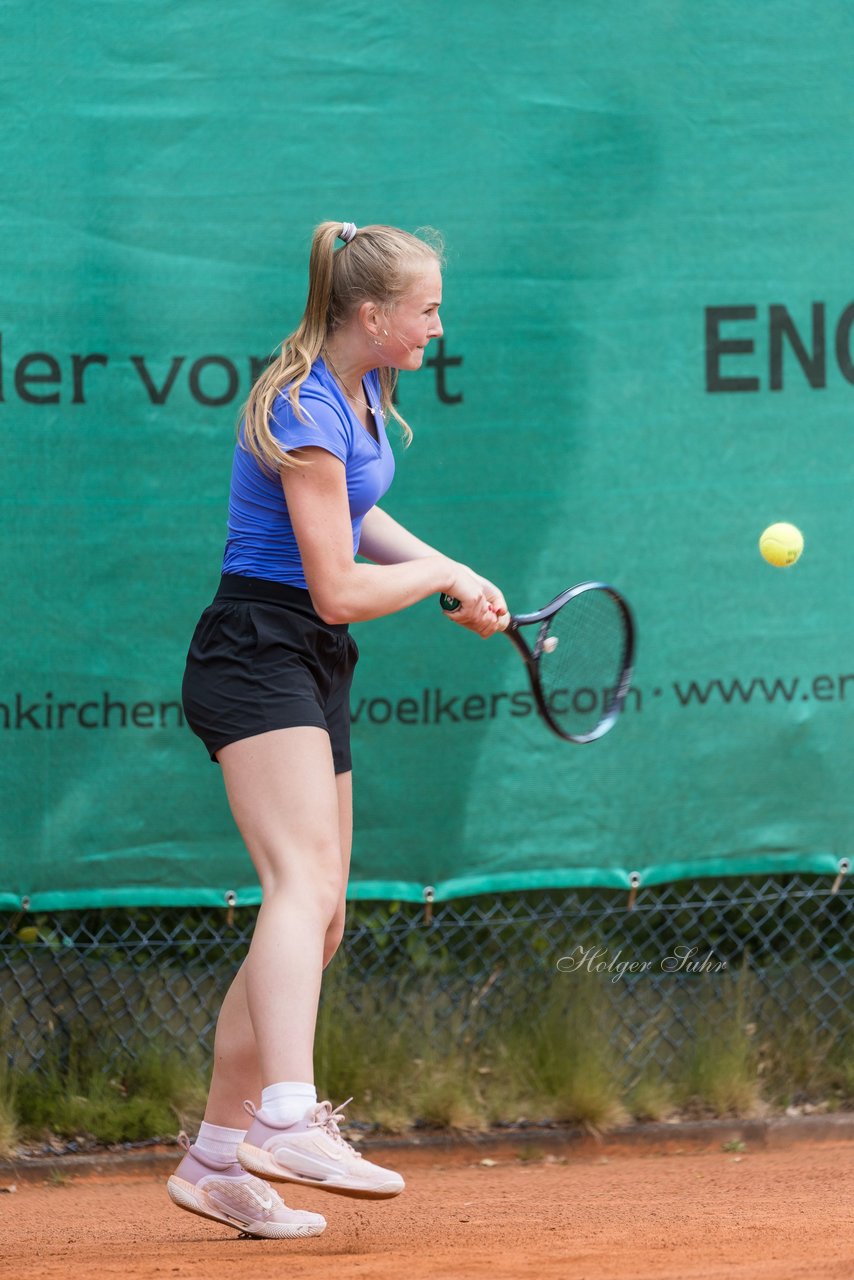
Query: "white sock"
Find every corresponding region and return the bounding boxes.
[261,1081,317,1127]
[194,1121,246,1164]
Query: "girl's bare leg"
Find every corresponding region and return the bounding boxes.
[202,733,353,1126]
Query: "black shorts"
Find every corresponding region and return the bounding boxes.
[182,574,359,773]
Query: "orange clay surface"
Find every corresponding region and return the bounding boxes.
[2,1141,853,1280]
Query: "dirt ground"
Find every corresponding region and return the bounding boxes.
[2,1141,852,1280]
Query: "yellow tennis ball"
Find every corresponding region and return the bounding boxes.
[759,522,804,567]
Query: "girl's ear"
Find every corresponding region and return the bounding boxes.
[358,298,383,340]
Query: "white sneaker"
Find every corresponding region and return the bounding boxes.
[167,1134,326,1238]
[238,1098,405,1200]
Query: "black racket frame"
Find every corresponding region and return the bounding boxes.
[442,582,635,744]
[508,582,635,743]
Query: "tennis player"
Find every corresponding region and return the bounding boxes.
[167,221,507,1238]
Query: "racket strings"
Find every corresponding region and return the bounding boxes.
[537,590,628,737]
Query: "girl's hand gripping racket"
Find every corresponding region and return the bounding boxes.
[440,583,635,744]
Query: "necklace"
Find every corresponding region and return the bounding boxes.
[322,350,378,417]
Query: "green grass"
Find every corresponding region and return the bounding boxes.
[756,984,854,1109]
[483,982,628,1132]
[12,1033,207,1146]
[0,1056,18,1157]
[314,964,487,1131]
[671,968,762,1117]
[5,962,852,1147]
[832,1034,854,1099]
[625,1070,676,1122]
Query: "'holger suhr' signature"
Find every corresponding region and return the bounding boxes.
[556,945,727,982]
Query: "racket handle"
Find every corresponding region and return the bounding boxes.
[439,594,511,631]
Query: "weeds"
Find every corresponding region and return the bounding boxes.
[626,1071,675,1122]
[672,967,762,1117]
[12,1031,207,1146]
[4,959,851,1147]
[755,973,854,1109]
[487,980,628,1131]
[0,1043,18,1157]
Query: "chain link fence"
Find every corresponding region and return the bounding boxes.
[2,874,851,1081]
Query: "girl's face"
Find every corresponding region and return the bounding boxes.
[380,262,444,370]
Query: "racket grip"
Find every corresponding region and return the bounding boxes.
[440,594,511,632]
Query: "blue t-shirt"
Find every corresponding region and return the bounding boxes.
[221,360,395,588]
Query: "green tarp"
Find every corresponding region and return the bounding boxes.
[1,3,851,909]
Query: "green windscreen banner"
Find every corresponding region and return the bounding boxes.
[2,3,852,910]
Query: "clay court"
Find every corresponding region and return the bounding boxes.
[4,1138,852,1280]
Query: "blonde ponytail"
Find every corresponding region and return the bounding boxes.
[240,221,443,471]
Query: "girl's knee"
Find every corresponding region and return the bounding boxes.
[261,863,343,925]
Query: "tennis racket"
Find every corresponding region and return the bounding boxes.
[440,583,635,744]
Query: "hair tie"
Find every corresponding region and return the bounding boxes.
[339,222,358,244]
